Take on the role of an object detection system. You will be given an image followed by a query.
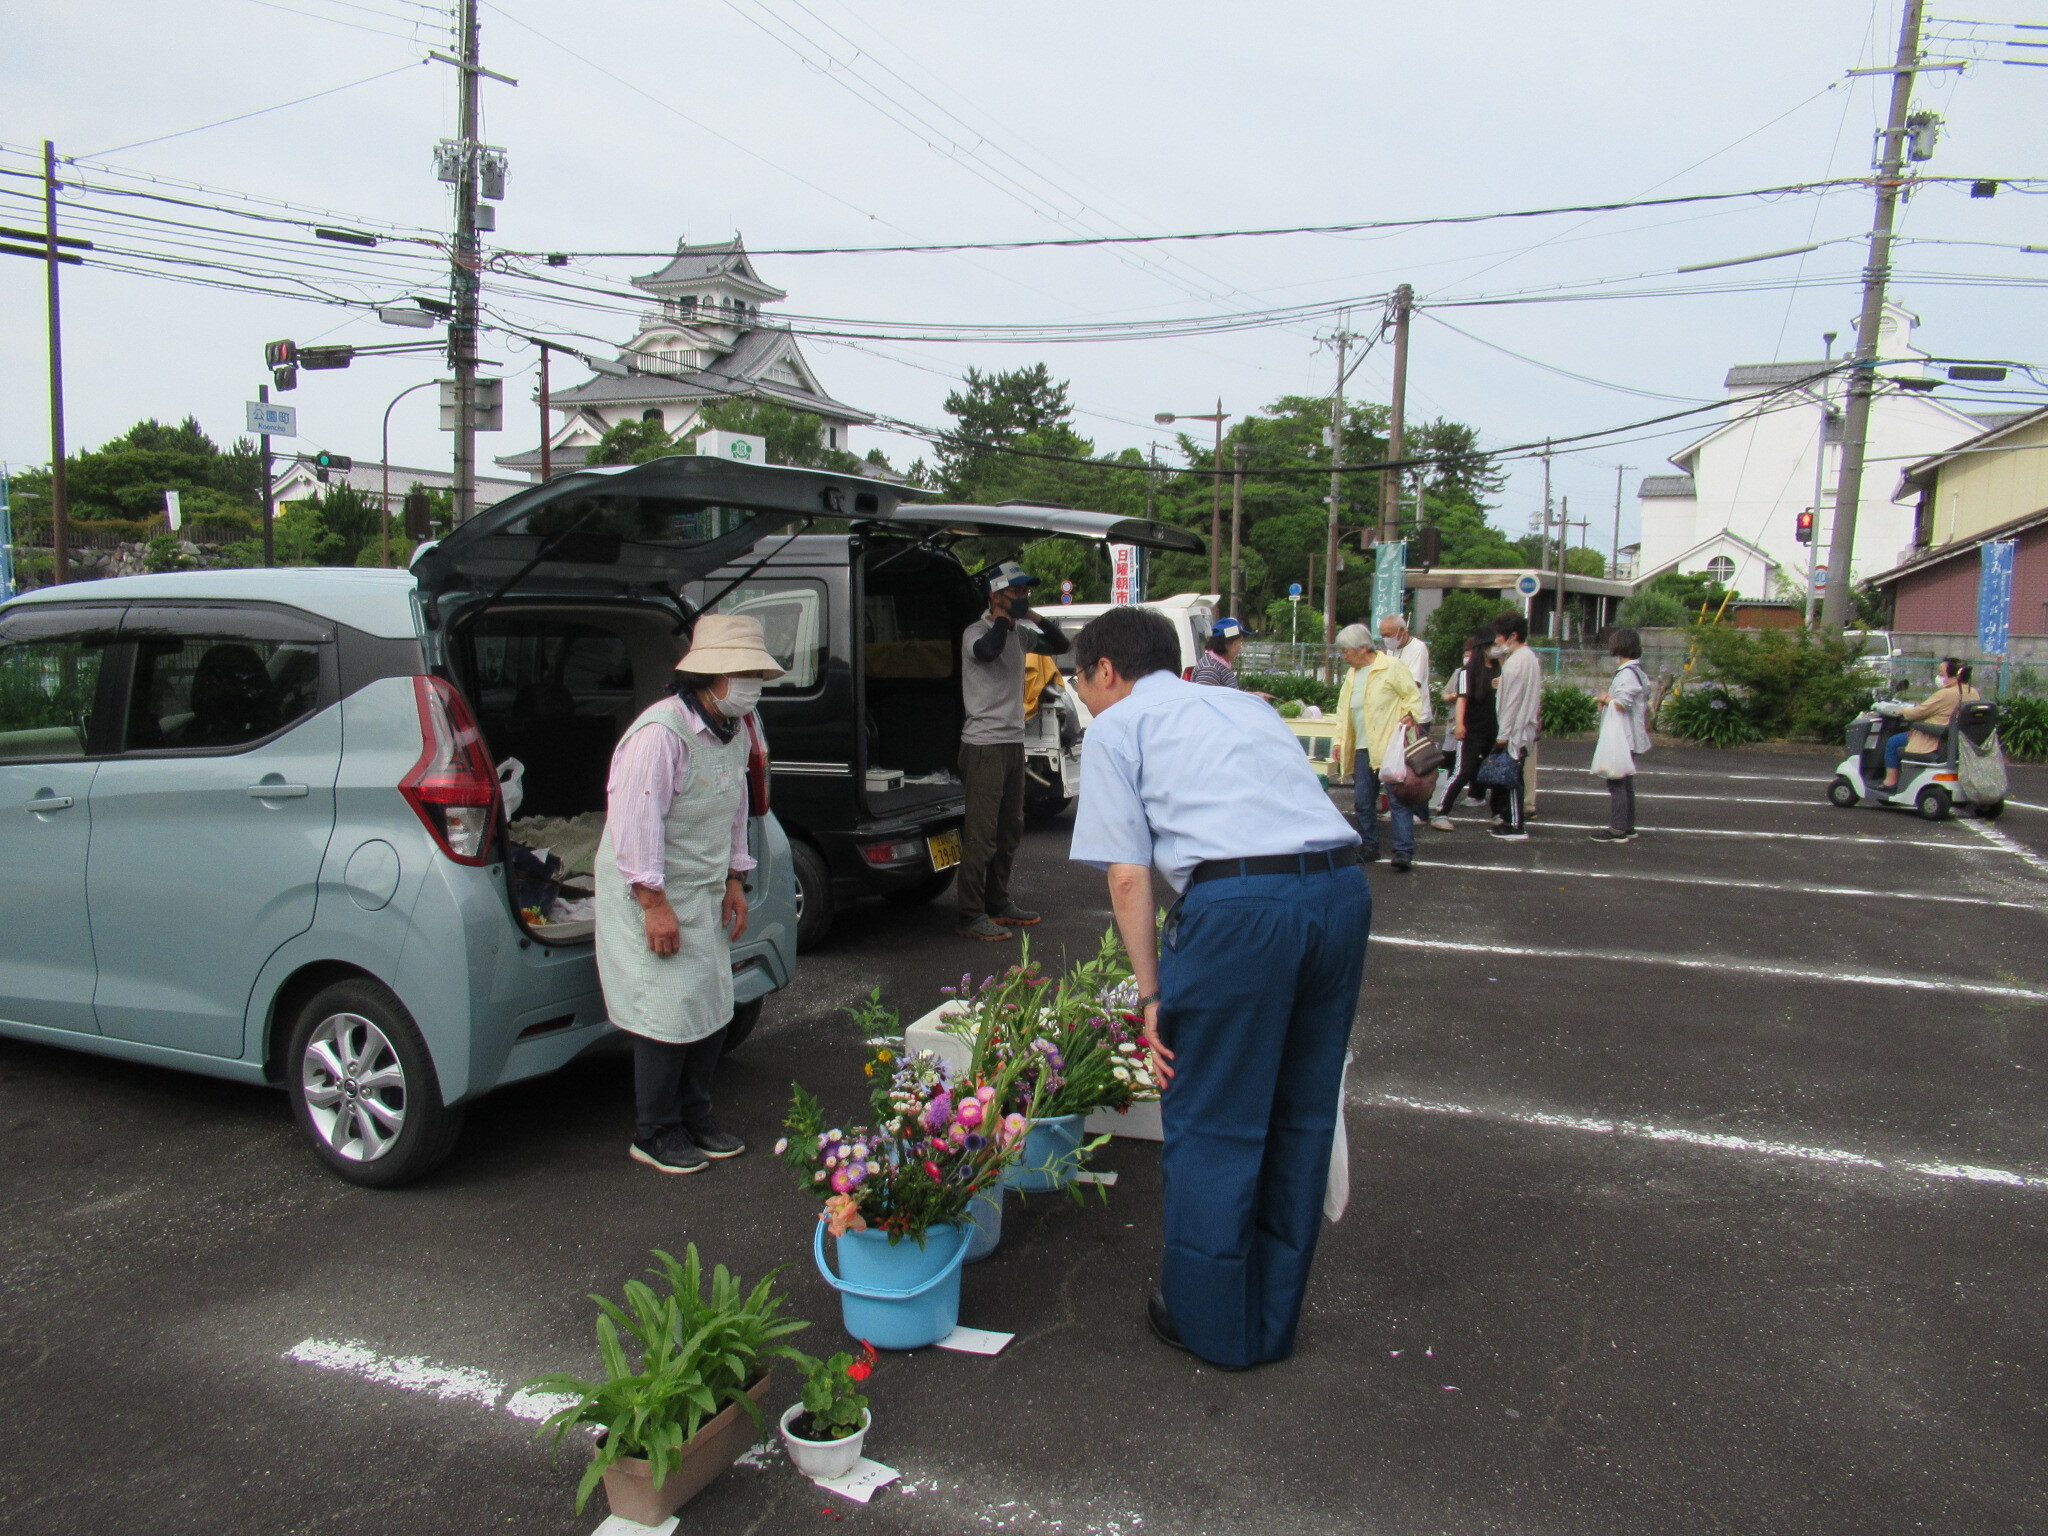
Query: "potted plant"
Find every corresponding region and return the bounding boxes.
[779,1342,877,1480]
[523,1246,809,1525]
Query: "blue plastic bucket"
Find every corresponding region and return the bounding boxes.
[1002,1113,1085,1193]
[812,1221,970,1349]
[965,1187,1004,1262]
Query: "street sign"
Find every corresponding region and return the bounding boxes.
[1814,564,1829,589]
[1514,572,1540,597]
[246,399,297,437]
[1979,539,2016,656]
[1288,582,1302,597]
[1372,540,1406,630]
[164,489,182,531]
[1060,579,1073,593]
[1109,542,1139,606]
[0,465,15,600]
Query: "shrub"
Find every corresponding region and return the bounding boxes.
[1423,590,1508,677]
[1241,672,1338,712]
[1689,623,1873,740]
[1616,589,1688,628]
[1541,683,1598,736]
[2002,695,2048,762]
[1660,686,1764,746]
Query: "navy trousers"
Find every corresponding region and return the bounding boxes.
[1157,863,1372,1367]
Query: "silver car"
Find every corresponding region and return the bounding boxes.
[0,457,857,1186]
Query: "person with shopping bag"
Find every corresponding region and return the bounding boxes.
[1589,627,1652,843]
[1331,624,1424,872]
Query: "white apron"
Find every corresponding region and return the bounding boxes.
[594,702,748,1045]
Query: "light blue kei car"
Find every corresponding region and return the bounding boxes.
[0,457,891,1185]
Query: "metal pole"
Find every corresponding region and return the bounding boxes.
[381,379,437,568]
[1230,442,1245,620]
[1610,463,1630,576]
[1209,402,1223,596]
[1380,283,1411,544]
[260,383,275,568]
[450,0,482,524]
[539,342,552,480]
[1540,443,1554,638]
[1806,392,1829,627]
[1324,326,1347,665]
[1821,0,1925,630]
[1558,494,1572,642]
[43,141,70,585]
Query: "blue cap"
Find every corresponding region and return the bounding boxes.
[979,560,1038,596]
[1211,617,1245,640]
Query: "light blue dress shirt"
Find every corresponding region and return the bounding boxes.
[1069,671,1361,891]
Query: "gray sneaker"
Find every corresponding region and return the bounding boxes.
[1428,816,1455,832]
[958,914,1015,942]
[631,1129,710,1175]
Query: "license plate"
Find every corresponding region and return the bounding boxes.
[927,828,962,872]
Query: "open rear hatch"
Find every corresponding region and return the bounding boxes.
[868,501,1205,554]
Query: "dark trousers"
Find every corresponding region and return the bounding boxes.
[957,741,1025,919]
[1607,775,1637,834]
[632,1027,727,1142]
[1353,762,1414,860]
[1434,732,1490,815]
[1157,864,1372,1368]
[1488,747,1528,833]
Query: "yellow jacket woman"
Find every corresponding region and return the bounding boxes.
[1331,636,1422,777]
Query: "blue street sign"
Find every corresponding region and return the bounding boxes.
[1979,539,2016,656]
[1514,573,1541,597]
[1288,582,1302,597]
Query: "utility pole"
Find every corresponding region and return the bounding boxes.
[1610,464,1632,577]
[1557,493,1572,642]
[1323,323,1351,660]
[1806,333,1839,626]
[1380,283,1412,545]
[1229,443,1246,620]
[42,142,70,584]
[1539,443,1554,637]
[1821,0,1926,629]
[449,0,482,523]
[538,342,552,481]
[1208,402,1224,596]
[259,383,275,568]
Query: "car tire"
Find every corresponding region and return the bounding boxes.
[720,996,763,1056]
[1025,790,1076,824]
[1915,785,1951,822]
[1977,800,2006,821]
[884,869,957,905]
[789,838,834,952]
[1827,776,1859,808]
[286,977,463,1188]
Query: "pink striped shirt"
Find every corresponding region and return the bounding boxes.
[607,697,756,890]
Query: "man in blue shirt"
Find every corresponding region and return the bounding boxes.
[1069,605,1371,1371]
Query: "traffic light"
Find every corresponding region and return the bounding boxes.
[1414,524,1442,567]
[264,339,297,392]
[403,487,433,540]
[312,450,353,484]
[300,345,354,371]
[1795,510,1815,545]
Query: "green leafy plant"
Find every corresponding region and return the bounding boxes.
[1240,672,1337,711]
[523,1246,809,1513]
[1688,623,1872,740]
[1659,686,1764,747]
[788,1343,875,1442]
[1423,589,1510,676]
[2000,694,2048,762]
[1616,589,1689,629]
[1540,683,1599,736]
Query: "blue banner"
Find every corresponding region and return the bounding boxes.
[1372,540,1406,630]
[1978,539,2015,657]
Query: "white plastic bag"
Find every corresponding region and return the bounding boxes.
[1378,726,1410,785]
[496,757,526,818]
[1589,704,1633,781]
[1324,1051,1355,1222]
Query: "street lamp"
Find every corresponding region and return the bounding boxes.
[1155,400,1228,596]
[381,378,441,568]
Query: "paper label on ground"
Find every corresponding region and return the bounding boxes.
[813,1457,900,1503]
[592,1516,677,1536]
[935,1324,1014,1355]
[1073,1169,1118,1185]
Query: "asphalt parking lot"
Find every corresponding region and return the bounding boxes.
[4,741,2047,1536]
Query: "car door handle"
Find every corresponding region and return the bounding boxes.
[247,782,310,799]
[24,795,74,812]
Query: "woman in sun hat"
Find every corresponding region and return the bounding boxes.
[595,612,783,1175]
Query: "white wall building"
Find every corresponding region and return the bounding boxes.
[1634,305,2022,600]
[496,238,871,480]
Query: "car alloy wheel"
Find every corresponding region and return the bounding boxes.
[301,1011,408,1162]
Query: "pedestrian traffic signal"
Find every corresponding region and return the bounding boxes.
[271,366,297,392]
[1414,524,1442,566]
[1795,510,1815,545]
[264,340,297,368]
[311,450,353,483]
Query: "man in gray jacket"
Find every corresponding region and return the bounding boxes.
[1489,611,1542,840]
[956,561,1071,940]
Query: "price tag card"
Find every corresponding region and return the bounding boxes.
[935,1325,1014,1356]
[813,1457,901,1504]
[593,1516,677,1536]
[1073,1170,1118,1186]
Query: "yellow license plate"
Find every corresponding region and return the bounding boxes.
[927,828,962,872]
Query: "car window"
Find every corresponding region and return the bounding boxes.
[712,580,825,691]
[0,635,106,762]
[125,635,326,752]
[465,618,634,720]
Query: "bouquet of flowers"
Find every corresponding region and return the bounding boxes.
[779,1021,1041,1244]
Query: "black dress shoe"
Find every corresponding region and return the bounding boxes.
[1145,1291,1249,1370]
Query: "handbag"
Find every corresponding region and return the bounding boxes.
[1474,749,1521,789]
[1405,724,1446,777]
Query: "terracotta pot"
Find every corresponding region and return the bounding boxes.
[779,1402,870,1481]
[597,1372,775,1527]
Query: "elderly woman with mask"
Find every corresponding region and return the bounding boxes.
[596,613,781,1176]
[1330,623,1422,872]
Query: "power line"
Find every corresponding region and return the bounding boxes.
[83,61,430,159]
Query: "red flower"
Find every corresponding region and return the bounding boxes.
[847,1360,872,1382]
[923,1160,943,1181]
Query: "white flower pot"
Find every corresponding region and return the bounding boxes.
[779,1402,870,1481]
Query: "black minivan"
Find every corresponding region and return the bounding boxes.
[688,499,1200,948]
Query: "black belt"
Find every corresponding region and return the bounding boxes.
[1188,846,1362,886]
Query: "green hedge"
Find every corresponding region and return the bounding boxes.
[1241,672,1339,712]
[1660,686,1765,747]
[1540,683,1598,736]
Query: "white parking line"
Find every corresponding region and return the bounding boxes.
[1962,814,2048,877]
[1501,818,1997,849]
[1541,786,1817,807]
[285,1338,577,1422]
[1417,859,2043,911]
[1372,934,2048,1002]
[1630,768,1833,784]
[1357,1092,2048,1191]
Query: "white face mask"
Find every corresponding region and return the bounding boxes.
[716,677,765,718]
[1488,643,1508,660]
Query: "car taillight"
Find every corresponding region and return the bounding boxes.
[399,676,500,865]
[748,740,771,817]
[860,839,921,866]
[1182,666,1195,680]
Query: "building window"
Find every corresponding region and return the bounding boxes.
[642,409,665,429]
[827,427,838,449]
[1704,556,1735,584]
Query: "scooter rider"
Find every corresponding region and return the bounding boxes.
[1880,658,1978,792]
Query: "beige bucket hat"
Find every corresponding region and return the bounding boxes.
[677,613,786,678]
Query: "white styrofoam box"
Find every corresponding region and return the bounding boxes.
[901,1000,972,1076]
[864,768,904,792]
[1085,1099,1163,1142]
[697,429,769,464]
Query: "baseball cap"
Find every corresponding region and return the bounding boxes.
[979,560,1038,596]
[1211,617,1245,640]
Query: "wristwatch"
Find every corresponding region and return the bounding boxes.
[1137,992,1161,1009]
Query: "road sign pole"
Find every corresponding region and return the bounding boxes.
[260,384,274,568]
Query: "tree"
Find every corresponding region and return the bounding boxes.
[8,416,260,538]
[694,397,866,472]
[1410,418,1506,506]
[1424,493,1522,568]
[1423,590,1510,675]
[586,417,674,465]
[935,365,1073,499]
[1616,589,1689,628]
[1646,570,1730,615]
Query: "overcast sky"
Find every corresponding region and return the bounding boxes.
[5,0,2045,554]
